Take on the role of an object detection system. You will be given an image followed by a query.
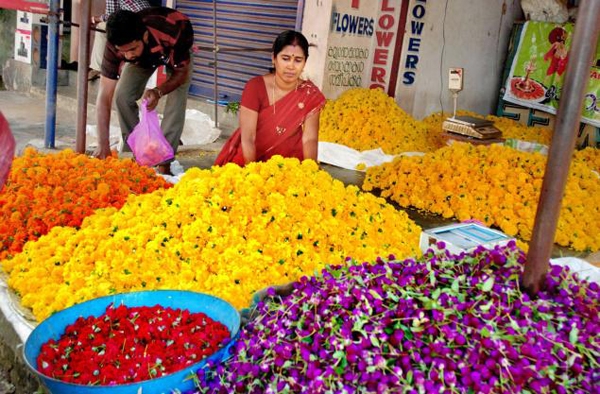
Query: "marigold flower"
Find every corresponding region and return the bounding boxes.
[0,148,170,260]
[364,143,600,252]
[4,157,422,321]
[319,88,444,153]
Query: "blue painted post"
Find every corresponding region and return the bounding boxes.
[44,0,60,148]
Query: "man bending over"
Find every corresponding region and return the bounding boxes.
[94,7,194,175]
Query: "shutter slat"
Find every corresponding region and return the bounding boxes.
[177,0,299,101]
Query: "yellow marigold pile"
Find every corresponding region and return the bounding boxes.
[574,146,600,173]
[0,148,170,260]
[319,89,554,154]
[4,157,422,321]
[363,143,600,252]
[319,88,444,154]
[421,110,553,145]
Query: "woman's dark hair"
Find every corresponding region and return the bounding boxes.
[272,30,309,59]
[106,10,146,46]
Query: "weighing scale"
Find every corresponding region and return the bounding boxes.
[442,68,503,141]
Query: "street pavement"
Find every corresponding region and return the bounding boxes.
[1,90,78,154]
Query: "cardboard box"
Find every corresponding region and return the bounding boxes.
[14,30,32,64]
[420,222,514,255]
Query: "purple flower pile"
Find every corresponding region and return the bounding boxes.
[193,241,599,393]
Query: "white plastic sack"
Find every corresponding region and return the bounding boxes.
[86,124,123,151]
[504,138,549,155]
[181,109,221,145]
[550,257,600,284]
[318,141,423,171]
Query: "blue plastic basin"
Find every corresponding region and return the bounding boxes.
[23,290,240,394]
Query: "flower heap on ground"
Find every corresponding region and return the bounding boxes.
[363,142,600,252]
[319,88,445,154]
[420,110,553,146]
[37,304,230,385]
[191,243,599,393]
[0,148,170,260]
[574,146,600,173]
[3,157,422,321]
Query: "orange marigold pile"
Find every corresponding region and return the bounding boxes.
[0,148,170,260]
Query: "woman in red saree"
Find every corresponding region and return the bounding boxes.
[215,30,326,166]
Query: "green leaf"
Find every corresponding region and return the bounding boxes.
[370,335,380,347]
[510,319,520,331]
[451,278,460,293]
[400,324,414,340]
[429,271,436,287]
[481,277,495,292]
[386,291,400,302]
[417,296,433,309]
[481,327,491,338]
[369,289,382,300]
[569,326,579,345]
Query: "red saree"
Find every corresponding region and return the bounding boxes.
[215,77,326,166]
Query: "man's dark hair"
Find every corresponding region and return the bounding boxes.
[106,10,146,46]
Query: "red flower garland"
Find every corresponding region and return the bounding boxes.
[37,304,230,385]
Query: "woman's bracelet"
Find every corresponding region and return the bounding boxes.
[152,87,163,99]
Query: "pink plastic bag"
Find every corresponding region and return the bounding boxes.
[126,101,174,167]
[0,111,16,189]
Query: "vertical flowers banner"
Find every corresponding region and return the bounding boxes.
[503,21,600,128]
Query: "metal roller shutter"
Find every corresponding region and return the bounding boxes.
[176,0,300,103]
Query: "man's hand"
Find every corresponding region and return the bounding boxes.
[91,15,102,25]
[142,88,162,111]
[90,145,113,159]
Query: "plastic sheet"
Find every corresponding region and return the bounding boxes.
[85,124,122,151]
[181,109,221,145]
[318,141,423,171]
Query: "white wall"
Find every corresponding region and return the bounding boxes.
[302,0,524,120]
[396,0,523,119]
[301,0,333,88]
